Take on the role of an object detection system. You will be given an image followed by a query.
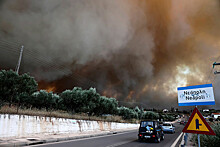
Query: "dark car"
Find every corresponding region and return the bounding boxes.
[180,120,186,125]
[138,121,164,143]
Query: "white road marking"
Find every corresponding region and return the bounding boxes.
[105,140,134,147]
[170,132,183,147]
[31,130,136,146]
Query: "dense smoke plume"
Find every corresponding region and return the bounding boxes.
[1,0,220,108]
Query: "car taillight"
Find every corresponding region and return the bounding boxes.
[152,135,155,137]
[139,134,142,136]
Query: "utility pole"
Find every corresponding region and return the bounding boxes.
[213,62,220,75]
[14,45,24,112]
[214,71,220,75]
[15,45,24,74]
[213,62,220,68]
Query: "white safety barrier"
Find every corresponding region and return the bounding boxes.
[0,114,139,138]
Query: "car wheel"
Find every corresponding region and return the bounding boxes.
[155,133,161,143]
[161,134,165,140]
[156,137,161,143]
[138,137,142,142]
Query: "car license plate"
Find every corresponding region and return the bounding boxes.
[144,136,151,139]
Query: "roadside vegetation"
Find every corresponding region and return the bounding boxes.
[192,122,220,147]
[0,69,176,123]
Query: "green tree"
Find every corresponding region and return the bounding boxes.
[107,98,118,115]
[59,89,75,112]
[93,96,118,116]
[31,90,60,110]
[142,111,159,120]
[118,106,138,119]
[31,90,47,109]
[79,88,99,114]
[162,114,175,121]
[0,70,38,106]
[16,73,38,108]
[134,106,142,119]
[0,70,19,104]
[60,87,85,113]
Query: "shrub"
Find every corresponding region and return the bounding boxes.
[162,114,175,121]
[31,90,60,110]
[142,111,159,120]
[118,106,138,119]
[198,123,220,147]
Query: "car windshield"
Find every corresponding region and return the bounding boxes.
[141,121,153,127]
[163,123,172,126]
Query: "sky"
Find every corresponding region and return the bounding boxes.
[0,0,220,109]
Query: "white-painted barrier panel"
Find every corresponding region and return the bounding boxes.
[0,114,139,138]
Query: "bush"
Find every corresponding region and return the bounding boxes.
[93,96,118,116]
[198,123,220,147]
[0,69,145,121]
[134,106,145,119]
[142,111,159,120]
[162,114,175,121]
[59,87,119,116]
[59,89,80,113]
[31,90,60,110]
[118,106,138,119]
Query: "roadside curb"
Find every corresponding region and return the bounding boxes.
[179,133,192,147]
[0,130,134,147]
[179,133,186,147]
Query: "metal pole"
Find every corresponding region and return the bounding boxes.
[15,45,24,74]
[213,62,220,68]
[198,134,201,147]
[214,71,220,74]
[195,105,201,147]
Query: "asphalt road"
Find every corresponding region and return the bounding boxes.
[33,123,184,147]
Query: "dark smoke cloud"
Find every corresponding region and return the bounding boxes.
[0,0,220,109]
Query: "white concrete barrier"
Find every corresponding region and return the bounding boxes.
[0,114,139,138]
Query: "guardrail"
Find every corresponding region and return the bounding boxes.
[180,133,188,147]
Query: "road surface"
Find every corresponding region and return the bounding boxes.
[33,123,184,147]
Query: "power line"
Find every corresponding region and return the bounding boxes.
[0,39,100,90]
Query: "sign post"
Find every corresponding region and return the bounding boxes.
[198,134,200,147]
[196,106,200,147]
[177,84,216,147]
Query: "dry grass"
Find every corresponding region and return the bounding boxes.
[0,105,133,123]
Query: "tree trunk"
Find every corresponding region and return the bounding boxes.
[16,101,20,113]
